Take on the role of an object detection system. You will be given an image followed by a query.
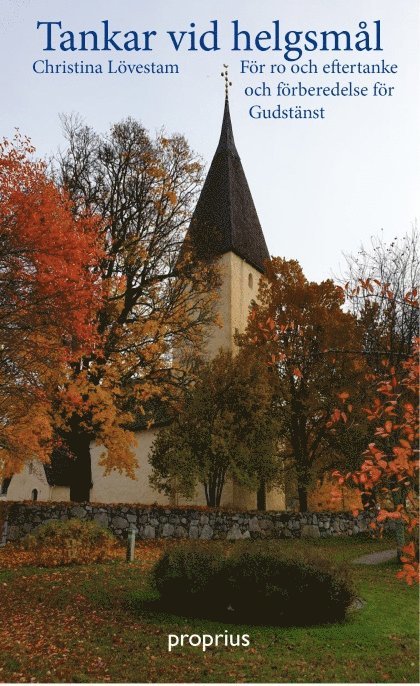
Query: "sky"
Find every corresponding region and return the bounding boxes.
[0,0,419,282]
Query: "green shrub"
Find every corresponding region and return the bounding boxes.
[153,544,225,615]
[223,549,355,625]
[21,518,118,566]
[153,543,355,625]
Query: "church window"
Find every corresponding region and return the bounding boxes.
[31,489,38,502]
[248,273,253,288]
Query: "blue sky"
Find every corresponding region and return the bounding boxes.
[1,0,419,281]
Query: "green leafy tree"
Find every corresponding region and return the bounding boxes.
[149,350,282,507]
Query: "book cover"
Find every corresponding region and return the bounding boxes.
[0,1,418,684]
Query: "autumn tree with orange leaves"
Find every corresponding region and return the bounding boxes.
[54,116,219,500]
[0,134,101,478]
[330,277,419,584]
[238,257,366,512]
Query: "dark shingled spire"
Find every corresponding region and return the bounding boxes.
[186,94,270,273]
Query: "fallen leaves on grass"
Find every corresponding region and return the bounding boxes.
[0,542,418,684]
[0,540,166,569]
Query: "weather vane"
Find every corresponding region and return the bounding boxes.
[221,64,232,97]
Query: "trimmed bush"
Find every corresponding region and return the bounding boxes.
[153,543,355,625]
[223,549,354,625]
[21,518,118,566]
[153,544,225,615]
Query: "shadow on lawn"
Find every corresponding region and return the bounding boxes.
[125,591,354,629]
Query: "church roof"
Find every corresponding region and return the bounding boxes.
[186,96,270,273]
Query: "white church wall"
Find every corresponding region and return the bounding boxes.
[90,428,164,504]
[175,477,235,508]
[5,436,284,510]
[50,486,70,501]
[232,482,285,511]
[90,429,238,508]
[7,461,51,501]
[266,485,286,510]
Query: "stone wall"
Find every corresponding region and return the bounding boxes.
[3,502,379,543]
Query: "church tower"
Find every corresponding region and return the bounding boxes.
[184,83,284,510]
[186,86,270,355]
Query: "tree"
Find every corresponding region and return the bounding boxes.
[331,337,419,584]
[0,133,101,477]
[238,257,365,512]
[54,116,220,500]
[330,277,419,584]
[341,228,419,371]
[149,350,282,507]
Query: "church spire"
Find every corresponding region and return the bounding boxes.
[186,70,270,274]
[216,92,238,158]
[216,66,237,156]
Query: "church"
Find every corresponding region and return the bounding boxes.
[2,89,286,511]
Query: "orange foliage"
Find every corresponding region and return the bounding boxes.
[308,476,362,512]
[49,120,220,488]
[330,279,419,584]
[0,133,102,475]
[239,257,364,512]
[0,133,101,347]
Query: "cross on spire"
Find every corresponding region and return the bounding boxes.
[221,64,232,99]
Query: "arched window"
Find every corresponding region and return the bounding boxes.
[248,273,253,288]
[31,489,38,502]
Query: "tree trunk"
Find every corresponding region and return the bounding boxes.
[257,480,266,511]
[67,430,92,502]
[204,468,225,507]
[297,485,308,512]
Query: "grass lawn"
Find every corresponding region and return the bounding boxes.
[0,536,418,683]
